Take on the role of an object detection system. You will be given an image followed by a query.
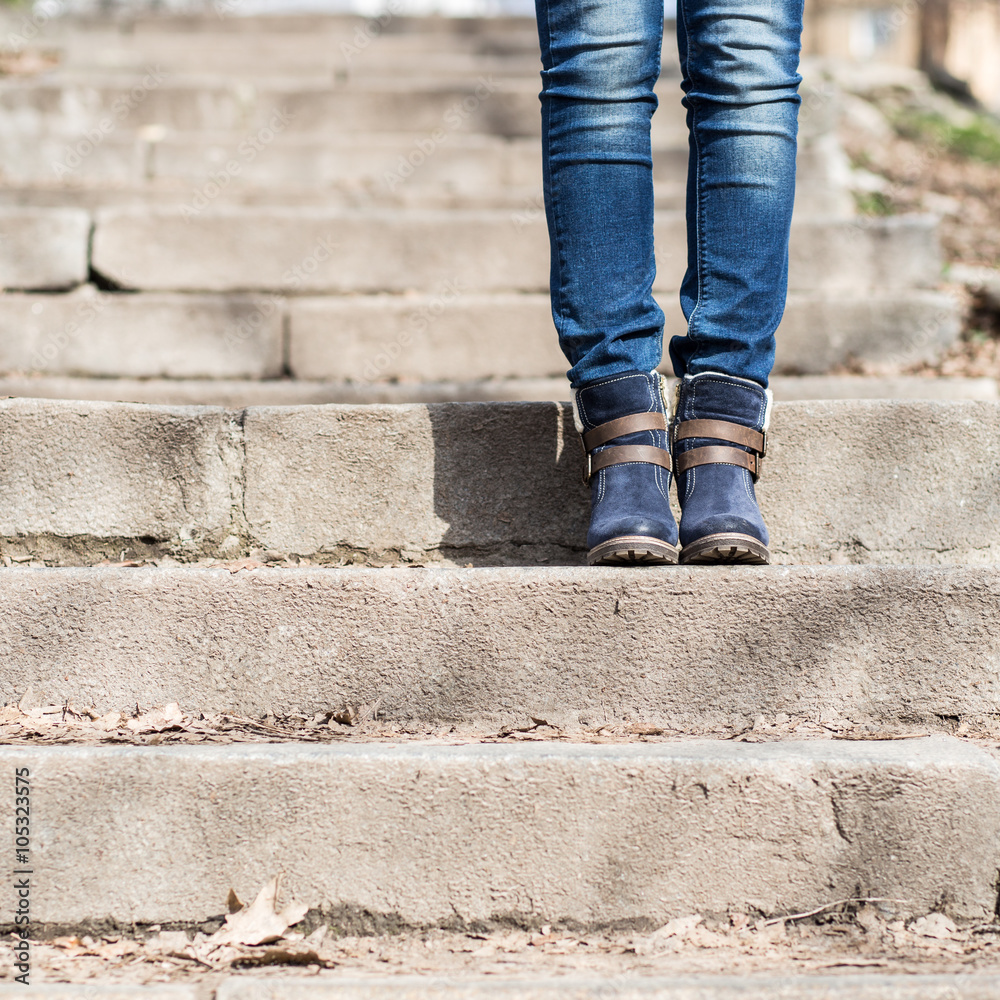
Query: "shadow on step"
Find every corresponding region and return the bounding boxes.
[428,401,589,566]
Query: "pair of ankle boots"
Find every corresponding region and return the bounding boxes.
[575,369,771,566]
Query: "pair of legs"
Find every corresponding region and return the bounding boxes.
[535,0,803,564]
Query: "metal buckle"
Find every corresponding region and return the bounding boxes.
[759,429,768,459]
[579,435,592,484]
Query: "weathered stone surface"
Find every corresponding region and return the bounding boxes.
[90,208,550,293]
[0,285,956,383]
[774,291,959,372]
[89,209,941,294]
[0,208,89,290]
[768,375,999,401]
[760,400,1000,564]
[242,400,1000,565]
[0,398,238,555]
[0,374,995,408]
[0,375,575,406]
[0,566,998,730]
[241,402,580,556]
[288,293,563,382]
[286,290,958,381]
[0,80,541,138]
[214,975,1000,1000]
[0,399,993,565]
[784,214,943,293]
[0,131,839,196]
[0,990,195,1000]
[0,737,996,924]
[0,289,283,378]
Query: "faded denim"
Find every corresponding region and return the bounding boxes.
[535,0,804,388]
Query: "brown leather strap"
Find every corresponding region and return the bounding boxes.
[674,445,759,479]
[588,444,672,481]
[674,419,765,455]
[582,412,668,452]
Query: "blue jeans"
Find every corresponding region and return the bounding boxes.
[535,0,804,388]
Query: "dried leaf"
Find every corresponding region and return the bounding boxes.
[127,703,185,734]
[96,711,124,732]
[210,875,308,947]
[333,705,360,726]
[224,559,263,574]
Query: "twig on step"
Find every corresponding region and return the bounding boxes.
[760,898,907,928]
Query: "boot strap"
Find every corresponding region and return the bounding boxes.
[587,445,673,483]
[674,445,759,479]
[673,418,765,455]
[582,411,667,451]
[672,418,766,481]
[581,412,670,483]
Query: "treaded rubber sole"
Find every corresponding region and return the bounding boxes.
[679,532,770,565]
[587,535,680,566]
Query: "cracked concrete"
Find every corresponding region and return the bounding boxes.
[0,737,997,927]
[0,398,998,567]
[0,565,997,729]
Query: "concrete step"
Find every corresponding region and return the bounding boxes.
[0,373,996,407]
[21,12,544,45]
[0,289,284,379]
[0,77,546,140]
[0,207,89,291]
[5,977,1000,1000]
[0,288,956,380]
[51,49,548,83]
[85,208,943,296]
[0,75,834,150]
[214,977,1000,1000]
[0,736,996,924]
[0,133,842,212]
[0,990,194,1000]
[1,564,999,726]
[285,289,956,379]
[0,398,994,566]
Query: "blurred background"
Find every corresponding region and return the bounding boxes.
[0,0,996,406]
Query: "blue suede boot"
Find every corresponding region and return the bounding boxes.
[671,371,772,565]
[574,370,679,565]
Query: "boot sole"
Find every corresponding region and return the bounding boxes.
[587,536,680,566]
[680,532,770,565]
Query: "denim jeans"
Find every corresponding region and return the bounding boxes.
[535,0,804,388]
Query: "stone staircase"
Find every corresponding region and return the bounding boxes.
[1,9,1000,999]
[1,395,1000,996]
[0,8,977,406]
